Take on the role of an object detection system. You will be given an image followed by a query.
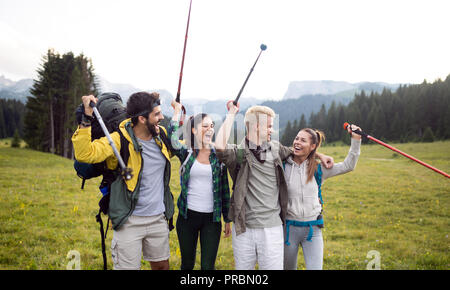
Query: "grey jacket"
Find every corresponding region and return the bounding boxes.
[284,138,361,221]
[216,139,292,235]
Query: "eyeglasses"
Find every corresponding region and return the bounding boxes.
[202,122,215,129]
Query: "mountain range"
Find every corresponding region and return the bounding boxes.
[0,75,401,131]
[283,80,400,100]
[0,75,33,100]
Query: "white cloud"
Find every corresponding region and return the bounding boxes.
[0,0,449,99]
[0,21,44,80]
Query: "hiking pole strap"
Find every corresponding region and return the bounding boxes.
[175,95,187,126]
[96,211,108,270]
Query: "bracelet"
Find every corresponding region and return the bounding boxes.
[81,114,93,125]
[83,112,94,120]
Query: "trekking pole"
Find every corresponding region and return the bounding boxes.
[90,101,133,181]
[175,0,192,126]
[233,44,267,106]
[343,122,450,179]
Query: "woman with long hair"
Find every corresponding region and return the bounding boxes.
[283,124,362,270]
[169,101,232,270]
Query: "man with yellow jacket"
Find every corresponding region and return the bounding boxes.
[72,92,174,270]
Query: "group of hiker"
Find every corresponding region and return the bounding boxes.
[71,91,362,270]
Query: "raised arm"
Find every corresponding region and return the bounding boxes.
[322,124,362,180]
[215,101,239,151]
[72,95,118,164]
[168,100,189,160]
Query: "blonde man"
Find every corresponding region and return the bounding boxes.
[215,102,333,270]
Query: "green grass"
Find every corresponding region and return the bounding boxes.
[0,139,449,269]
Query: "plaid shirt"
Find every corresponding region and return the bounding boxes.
[168,120,231,223]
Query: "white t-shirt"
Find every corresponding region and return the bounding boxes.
[187,160,214,213]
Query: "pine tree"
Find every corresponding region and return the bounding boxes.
[0,101,6,138]
[11,129,21,148]
[281,121,292,146]
[299,114,306,131]
[24,50,98,157]
[422,127,435,142]
[326,101,337,141]
[316,104,327,131]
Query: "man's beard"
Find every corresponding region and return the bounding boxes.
[146,119,159,136]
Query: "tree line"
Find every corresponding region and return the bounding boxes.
[5,48,449,155]
[0,99,25,139]
[23,49,98,158]
[281,75,450,146]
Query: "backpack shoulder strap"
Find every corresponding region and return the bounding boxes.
[314,163,323,205]
[158,126,172,152]
[118,130,130,168]
[232,148,246,190]
[236,148,245,167]
[234,148,246,176]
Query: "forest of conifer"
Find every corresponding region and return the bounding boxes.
[280,75,450,146]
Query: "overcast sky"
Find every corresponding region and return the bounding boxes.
[1,0,449,100]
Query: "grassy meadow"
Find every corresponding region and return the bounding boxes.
[0,139,448,270]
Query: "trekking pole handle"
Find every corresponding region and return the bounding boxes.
[343,122,368,138]
[89,101,133,181]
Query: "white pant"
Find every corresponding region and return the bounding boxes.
[232,224,284,270]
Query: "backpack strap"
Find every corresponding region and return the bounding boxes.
[118,129,130,168]
[96,209,108,270]
[158,126,172,154]
[232,148,245,190]
[314,164,323,206]
[156,126,175,232]
[95,130,129,271]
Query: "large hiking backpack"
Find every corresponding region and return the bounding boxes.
[74,92,128,189]
[74,92,128,270]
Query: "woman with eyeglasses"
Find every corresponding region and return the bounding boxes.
[168,100,232,270]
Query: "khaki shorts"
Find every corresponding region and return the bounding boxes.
[111,214,170,270]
